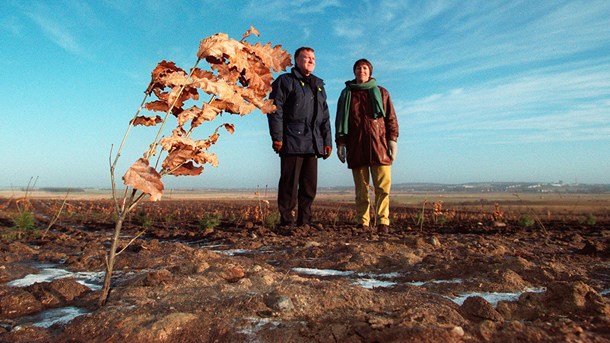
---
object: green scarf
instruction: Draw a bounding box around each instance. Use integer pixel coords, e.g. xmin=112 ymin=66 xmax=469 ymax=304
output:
xmin=336 ymin=78 xmax=385 ymax=137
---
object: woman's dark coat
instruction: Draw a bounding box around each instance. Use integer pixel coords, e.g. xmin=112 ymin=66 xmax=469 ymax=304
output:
xmin=335 ymin=85 xmax=399 ymax=169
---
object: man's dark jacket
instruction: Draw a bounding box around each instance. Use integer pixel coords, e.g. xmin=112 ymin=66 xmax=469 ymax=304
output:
xmin=268 ymin=67 xmax=332 ymax=156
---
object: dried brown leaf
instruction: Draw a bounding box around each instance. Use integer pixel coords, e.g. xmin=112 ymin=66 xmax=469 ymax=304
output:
xmin=162 ymin=149 xmax=192 ymax=172
xmin=253 ymin=98 xmax=276 ymax=114
xmin=194 ymin=139 xmax=212 ymax=150
xmin=147 ymin=61 xmax=186 ymax=94
xmin=208 ymin=132 xmax=220 ymax=145
xmin=159 ymin=135 xmax=195 ymax=152
xmin=176 ymin=106 xmax=202 ymax=127
xmin=241 ymin=25 xmax=260 ymax=41
xmin=210 ymin=98 xmax=255 ymax=116
xmin=236 ymin=87 xmax=276 ymax=114
xmin=197 ymin=33 xmax=241 ymax=61
xmin=191 ymin=103 xmax=222 ymax=129
xmin=144 ymin=100 xmax=170 ymax=113
xmin=131 ymin=115 xmax=162 ymax=127
xmin=223 ymin=123 xmax=235 ymax=134
xmin=211 ymin=63 xmax=241 ymax=84
xmin=192 ymin=75 xmax=236 ymax=99
xmin=161 ymin=146 xmax=218 ymax=176
xmin=193 ymin=151 xmax=219 ymax=167
xmin=163 ymin=72 xmax=191 ymax=87
xmin=122 ymin=158 xmax=164 ymax=201
xmin=242 ymin=61 xmax=274 ymax=95
xmin=228 ymin=50 xmax=251 ymax=75
xmin=172 ymin=127 xmax=187 ymax=137
xmin=244 ymin=42 xmax=292 ymax=72
xmin=170 ymin=161 xmax=203 ymax=176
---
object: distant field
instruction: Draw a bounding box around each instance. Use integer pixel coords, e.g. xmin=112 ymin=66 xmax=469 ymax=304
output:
xmin=2 ymin=188 xmax=610 ymax=201
xmin=3 ymin=188 xmax=609 ymax=216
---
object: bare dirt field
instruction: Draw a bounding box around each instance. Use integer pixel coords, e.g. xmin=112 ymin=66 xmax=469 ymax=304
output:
xmin=0 ymin=190 xmax=609 ymax=342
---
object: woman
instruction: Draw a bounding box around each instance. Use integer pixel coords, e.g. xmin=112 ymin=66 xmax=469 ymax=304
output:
xmin=335 ymin=59 xmax=399 ymax=233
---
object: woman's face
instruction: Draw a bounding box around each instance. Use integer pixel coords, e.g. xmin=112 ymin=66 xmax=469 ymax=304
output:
xmin=354 ymin=63 xmax=371 ymax=83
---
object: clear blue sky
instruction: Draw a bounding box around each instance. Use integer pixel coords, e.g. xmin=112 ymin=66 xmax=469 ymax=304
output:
xmin=2 ymin=0 xmax=609 ymax=189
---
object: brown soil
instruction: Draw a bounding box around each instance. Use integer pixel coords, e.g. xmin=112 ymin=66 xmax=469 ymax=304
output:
xmin=0 ymin=196 xmax=609 ymax=342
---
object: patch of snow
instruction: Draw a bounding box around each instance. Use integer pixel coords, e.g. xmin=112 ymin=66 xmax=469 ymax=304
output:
xmin=212 ymin=249 xmax=252 ymax=256
xmin=15 ymin=306 xmax=89 ymax=329
xmin=450 ymin=287 xmax=546 ymax=306
xmin=354 ymin=278 xmax=397 ymax=289
xmin=7 ymin=268 xmax=104 ymax=291
xmin=408 ymin=278 xmax=463 ymax=286
xmin=292 ymin=268 xmax=354 ymax=277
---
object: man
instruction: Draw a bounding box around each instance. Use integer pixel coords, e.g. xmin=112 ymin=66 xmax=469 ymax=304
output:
xmin=335 ymin=58 xmax=399 ymax=233
xmin=268 ymin=47 xmax=332 ymax=228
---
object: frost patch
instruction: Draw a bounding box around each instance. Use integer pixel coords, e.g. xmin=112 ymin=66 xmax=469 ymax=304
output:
xmin=355 ymin=278 xmax=397 ymax=289
xmin=408 ymin=278 xmax=464 ymax=287
xmin=238 ymin=317 xmax=282 ymax=337
xmin=450 ymin=287 xmax=546 ymax=306
xmin=212 ymin=249 xmax=252 ymax=256
xmin=15 ymin=306 xmax=89 ymax=329
xmin=292 ymin=268 xmax=355 ymax=277
xmin=7 ymin=267 xmax=103 ymax=291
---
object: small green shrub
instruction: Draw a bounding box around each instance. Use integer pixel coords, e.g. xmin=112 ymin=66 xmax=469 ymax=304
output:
xmin=1 ymin=229 xmax=21 ymax=241
xmin=518 ymin=214 xmax=535 ymax=228
xmin=227 ymin=213 xmax=238 ymax=224
xmin=135 ymin=210 xmax=153 ymax=229
xmin=579 ymin=213 xmax=597 ymax=226
xmin=3 ymin=211 xmax=39 ymax=241
xmin=433 ymin=214 xmax=447 ymax=225
xmin=265 ymin=212 xmax=280 ymax=229
xmin=13 ymin=211 xmax=36 ymax=232
xmin=198 ymin=213 xmax=222 ymax=230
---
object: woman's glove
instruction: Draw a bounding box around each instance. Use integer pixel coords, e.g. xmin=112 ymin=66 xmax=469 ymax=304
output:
xmin=337 ymin=144 xmax=346 ymax=163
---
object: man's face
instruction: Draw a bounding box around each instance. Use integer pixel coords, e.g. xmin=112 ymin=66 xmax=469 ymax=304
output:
xmin=354 ymin=63 xmax=371 ymax=83
xmin=296 ymin=50 xmax=315 ymax=76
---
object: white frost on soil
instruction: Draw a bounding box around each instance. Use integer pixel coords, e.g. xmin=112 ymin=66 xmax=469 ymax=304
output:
xmin=7 ymin=267 xmax=103 ymax=291
xmin=408 ymin=278 xmax=464 ymax=286
xmin=15 ymin=306 xmax=89 ymax=329
xmin=212 ymin=249 xmax=252 ymax=256
xmin=354 ymin=278 xmax=397 ymax=289
xmin=450 ymin=287 xmax=546 ymax=306
xmin=291 ymin=268 xmax=354 ymax=277
xmin=292 ymin=268 xmax=399 ymax=289
xmin=238 ymin=317 xmax=282 ymax=340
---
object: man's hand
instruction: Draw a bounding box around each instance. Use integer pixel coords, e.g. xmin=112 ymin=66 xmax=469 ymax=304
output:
xmin=337 ymin=144 xmax=346 ymax=163
xmin=272 ymin=141 xmax=283 ymax=153
xmin=388 ymin=140 xmax=398 ymax=161
xmin=323 ymin=145 xmax=332 ymax=159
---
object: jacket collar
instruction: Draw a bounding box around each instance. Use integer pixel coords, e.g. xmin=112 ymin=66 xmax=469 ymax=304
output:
xmin=292 ymin=67 xmax=323 ymax=85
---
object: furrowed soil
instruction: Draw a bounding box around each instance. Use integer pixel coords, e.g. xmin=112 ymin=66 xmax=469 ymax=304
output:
xmin=0 ymin=192 xmax=609 ymax=342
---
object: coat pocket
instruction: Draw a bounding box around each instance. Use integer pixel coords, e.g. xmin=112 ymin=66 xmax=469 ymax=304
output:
xmin=284 ymin=122 xmax=311 ymax=153
xmin=286 ymin=122 xmax=305 ymax=136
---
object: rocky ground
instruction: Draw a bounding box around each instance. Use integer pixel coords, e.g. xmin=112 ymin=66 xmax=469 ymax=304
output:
xmin=0 ymin=198 xmax=609 ymax=342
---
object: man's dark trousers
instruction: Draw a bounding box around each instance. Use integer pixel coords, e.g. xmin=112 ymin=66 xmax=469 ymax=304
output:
xmin=278 ymin=154 xmax=317 ymax=226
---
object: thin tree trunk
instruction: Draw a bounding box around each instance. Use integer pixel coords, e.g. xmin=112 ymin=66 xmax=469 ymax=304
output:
xmin=99 ymin=215 xmax=124 ymax=306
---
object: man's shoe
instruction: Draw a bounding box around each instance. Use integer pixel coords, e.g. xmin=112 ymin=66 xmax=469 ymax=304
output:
xmin=276 ymin=223 xmax=294 ymax=236
xmin=356 ymin=224 xmax=370 ymax=231
xmin=377 ymin=224 xmax=389 ymax=234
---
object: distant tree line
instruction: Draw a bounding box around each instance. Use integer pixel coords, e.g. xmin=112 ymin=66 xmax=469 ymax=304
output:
xmin=32 ymin=188 xmax=86 ymax=193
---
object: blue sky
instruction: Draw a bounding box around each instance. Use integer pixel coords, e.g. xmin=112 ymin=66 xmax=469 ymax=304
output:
xmin=1 ymin=0 xmax=609 ymax=189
